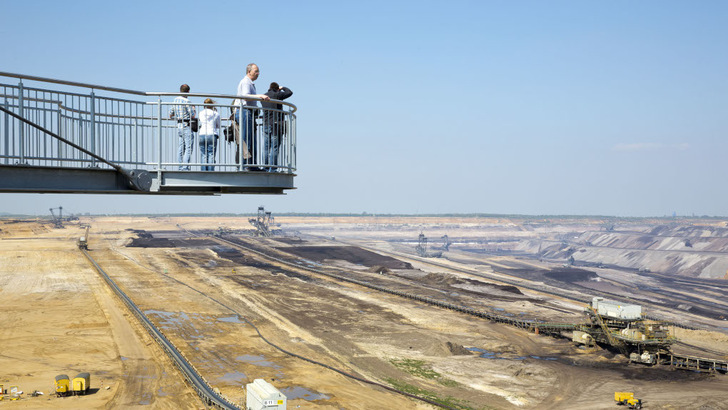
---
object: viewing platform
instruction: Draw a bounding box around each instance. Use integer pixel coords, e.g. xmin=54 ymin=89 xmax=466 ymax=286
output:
xmin=0 ymin=72 xmax=297 ymax=195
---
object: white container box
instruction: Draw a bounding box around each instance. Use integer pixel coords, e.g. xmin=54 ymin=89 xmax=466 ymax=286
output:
xmin=591 ymin=297 xmax=641 ymax=320
xmin=246 ymin=379 xmax=286 ymax=410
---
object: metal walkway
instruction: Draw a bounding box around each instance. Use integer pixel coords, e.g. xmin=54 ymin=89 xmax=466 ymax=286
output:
xmin=0 ymin=72 xmax=297 ymax=195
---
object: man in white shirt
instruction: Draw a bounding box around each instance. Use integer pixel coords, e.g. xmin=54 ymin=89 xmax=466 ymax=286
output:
xmin=235 ymin=64 xmax=269 ymax=171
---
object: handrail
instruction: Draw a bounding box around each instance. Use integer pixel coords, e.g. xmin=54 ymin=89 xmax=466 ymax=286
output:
xmin=149 ymin=92 xmax=296 ymax=113
xmin=0 ymin=105 xmax=152 ymax=191
xmin=0 ymin=71 xmax=147 ymax=95
xmin=0 ymin=71 xmax=297 ymax=113
xmin=0 ymin=72 xmax=298 ymax=182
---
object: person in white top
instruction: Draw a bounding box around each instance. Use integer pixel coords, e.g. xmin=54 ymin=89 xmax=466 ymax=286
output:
xmin=198 ymin=98 xmax=221 ymax=171
xmin=234 ymin=63 xmax=269 ymax=171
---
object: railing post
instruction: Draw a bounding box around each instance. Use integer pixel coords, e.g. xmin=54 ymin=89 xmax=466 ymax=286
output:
xmin=90 ymin=90 xmax=96 ymax=167
xmin=289 ymin=114 xmax=296 ymax=173
xmin=3 ymin=98 xmax=8 ymax=165
xmin=286 ymin=112 xmax=292 ymax=173
xmin=237 ymin=101 xmax=243 ymax=171
xmin=57 ymin=95 xmax=62 ymax=167
xmin=158 ymin=96 xmax=163 ymax=170
xmin=18 ymin=80 xmax=24 ymax=163
xmin=134 ymin=118 xmax=139 ymax=166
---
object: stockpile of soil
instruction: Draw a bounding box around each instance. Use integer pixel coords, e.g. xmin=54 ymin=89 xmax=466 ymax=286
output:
xmin=544 ymin=268 xmax=598 ymax=283
xmin=272 ymin=237 xmax=306 ymax=244
xmin=126 ymin=237 xmax=218 ymax=248
xmin=417 ymin=272 xmax=524 ymax=296
xmin=279 ymin=246 xmax=414 ymax=269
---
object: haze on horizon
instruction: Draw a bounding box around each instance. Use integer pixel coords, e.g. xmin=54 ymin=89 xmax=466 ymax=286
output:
xmin=1 ymin=1 xmax=726 ymax=217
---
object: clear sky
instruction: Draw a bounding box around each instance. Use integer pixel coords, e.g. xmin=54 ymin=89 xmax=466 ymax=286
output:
xmin=1 ymin=0 xmax=727 ymax=217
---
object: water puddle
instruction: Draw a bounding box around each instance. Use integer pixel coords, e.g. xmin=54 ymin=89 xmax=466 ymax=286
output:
xmin=143 ymin=310 xmax=213 ymax=338
xmin=218 ymin=315 xmax=245 ymax=324
xmin=144 ymin=310 xmax=189 ymax=327
xmin=467 ymin=347 xmax=509 ymax=359
xmin=467 ymin=347 xmax=557 ymax=361
xmin=280 ymin=386 xmax=330 ymax=401
xmin=527 ymin=356 xmax=558 ymax=361
xmin=138 ymin=391 xmax=153 ymax=405
xmin=218 ymin=371 xmax=247 ymax=384
xmin=236 ymin=354 xmax=282 ymax=369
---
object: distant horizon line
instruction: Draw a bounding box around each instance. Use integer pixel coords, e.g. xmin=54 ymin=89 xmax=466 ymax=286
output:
xmin=1 ymin=212 xmax=725 ymax=220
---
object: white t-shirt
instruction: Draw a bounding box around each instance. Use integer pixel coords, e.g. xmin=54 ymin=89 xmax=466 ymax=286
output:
xmin=198 ymin=108 xmax=220 ymax=136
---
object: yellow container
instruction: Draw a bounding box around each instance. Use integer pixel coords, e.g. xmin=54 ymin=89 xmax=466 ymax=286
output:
xmin=55 ymin=374 xmax=70 ymax=396
xmin=614 ymin=392 xmax=634 ymax=402
xmin=72 ymin=372 xmax=90 ymax=395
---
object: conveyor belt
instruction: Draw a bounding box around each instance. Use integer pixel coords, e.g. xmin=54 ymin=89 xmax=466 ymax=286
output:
xmin=80 ymin=248 xmax=239 ymax=410
xmin=212 ymin=235 xmax=579 ymax=334
xmin=211 ymin=234 xmax=728 ymax=374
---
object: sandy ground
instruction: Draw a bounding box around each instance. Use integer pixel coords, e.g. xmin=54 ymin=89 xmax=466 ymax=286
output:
xmin=1 ymin=216 xmax=727 ymax=409
xmin=0 ymin=219 xmax=198 ymax=409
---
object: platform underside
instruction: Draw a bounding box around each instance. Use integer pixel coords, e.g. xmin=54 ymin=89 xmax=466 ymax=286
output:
xmin=0 ymin=165 xmax=295 ymax=195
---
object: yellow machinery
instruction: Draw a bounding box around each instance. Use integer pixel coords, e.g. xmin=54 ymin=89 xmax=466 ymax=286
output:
xmin=8 ymin=385 xmax=20 ymax=401
xmin=55 ymin=374 xmax=70 ymax=396
xmin=615 ymin=392 xmax=642 ymax=409
xmin=77 ymin=225 xmax=90 ymax=249
xmin=72 ymin=372 xmax=90 ymax=395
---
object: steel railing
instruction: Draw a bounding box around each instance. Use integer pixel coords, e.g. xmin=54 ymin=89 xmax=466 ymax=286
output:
xmin=0 ymin=72 xmax=296 ymax=174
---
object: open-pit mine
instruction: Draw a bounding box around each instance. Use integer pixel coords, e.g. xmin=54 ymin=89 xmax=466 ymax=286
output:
xmin=1 ymin=215 xmax=728 ymax=409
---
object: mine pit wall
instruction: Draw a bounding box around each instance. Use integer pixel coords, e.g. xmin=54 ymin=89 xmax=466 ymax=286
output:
xmin=510 ymin=236 xmax=728 ymax=280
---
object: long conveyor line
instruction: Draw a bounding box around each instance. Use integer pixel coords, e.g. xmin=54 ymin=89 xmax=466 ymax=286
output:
xmin=328 ymin=235 xmax=705 ymax=331
xmin=211 ymin=235 xmax=578 ymax=334
xmin=211 ymin=234 xmax=728 ymax=374
xmin=88 ymin=234 xmax=460 ymax=409
xmin=80 ymin=248 xmax=240 ymax=410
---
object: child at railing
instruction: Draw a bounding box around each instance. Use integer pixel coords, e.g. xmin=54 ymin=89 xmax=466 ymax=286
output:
xmin=198 ymin=98 xmax=220 ymax=171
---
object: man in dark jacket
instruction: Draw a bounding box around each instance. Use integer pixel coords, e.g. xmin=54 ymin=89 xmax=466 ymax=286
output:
xmin=261 ymin=82 xmax=293 ymax=172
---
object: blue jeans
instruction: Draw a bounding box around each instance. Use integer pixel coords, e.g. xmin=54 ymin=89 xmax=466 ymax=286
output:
xmin=263 ymin=125 xmax=280 ymax=172
xmin=198 ymin=134 xmax=217 ymax=171
xmin=177 ymin=124 xmax=193 ymax=170
xmin=235 ymin=108 xmax=256 ymax=168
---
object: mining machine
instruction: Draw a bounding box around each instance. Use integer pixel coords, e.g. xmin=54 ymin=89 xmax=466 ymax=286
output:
xmin=415 ymin=232 xmax=443 ymax=258
xmin=77 ymin=225 xmax=90 ymax=249
xmin=249 ymin=206 xmax=273 ymax=237
xmin=441 ymin=234 xmax=451 ymax=251
xmin=579 ymin=297 xmax=675 ymax=362
xmin=614 ymin=392 xmax=642 ymax=409
xmin=49 ymin=206 xmax=64 ymax=228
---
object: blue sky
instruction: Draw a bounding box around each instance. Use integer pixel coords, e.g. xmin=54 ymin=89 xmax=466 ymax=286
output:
xmin=1 ymin=0 xmax=727 ymax=216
